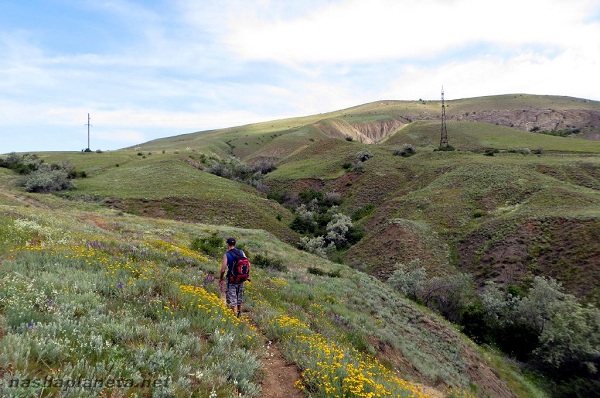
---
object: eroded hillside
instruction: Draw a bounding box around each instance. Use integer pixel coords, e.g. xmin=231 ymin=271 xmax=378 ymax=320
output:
xmin=4 ymin=93 xmax=599 ymax=397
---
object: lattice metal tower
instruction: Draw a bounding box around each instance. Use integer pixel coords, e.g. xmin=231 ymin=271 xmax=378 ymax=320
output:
xmin=439 ymin=87 xmax=449 ymax=148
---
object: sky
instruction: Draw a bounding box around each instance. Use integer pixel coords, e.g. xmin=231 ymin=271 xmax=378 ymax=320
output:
xmin=1 ymin=0 xmax=600 ymax=153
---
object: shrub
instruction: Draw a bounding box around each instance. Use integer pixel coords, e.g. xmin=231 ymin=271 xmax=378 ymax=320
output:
xmin=290 ymin=205 xmax=317 ymax=235
xmin=353 ymin=161 xmax=364 ymax=173
xmin=472 ymin=209 xmax=486 ymax=218
xmin=18 ymin=166 xmax=73 ymax=193
xmin=190 ymin=233 xmax=223 ymax=257
xmin=0 ymin=153 xmax=42 ymax=174
xmin=387 ymin=260 xmax=426 ymax=301
xmin=325 ymin=213 xmax=353 ymax=249
xmin=323 ymin=192 xmax=342 ymax=206
xmin=421 ymin=273 xmax=476 ymax=323
xmin=516 ymin=277 xmax=600 ymax=371
xmin=356 ymin=151 xmax=373 ymax=162
xmin=298 ymin=189 xmax=324 ymax=204
xmin=298 ymin=236 xmax=329 ymax=258
xmin=434 ymin=145 xmax=456 ymax=152
xmin=205 ymin=156 xmax=276 ymax=187
xmin=476 ymin=278 xmax=600 ymax=380
xmin=307 ymin=266 xmax=340 ymax=277
xmin=394 ymin=144 xmax=416 ymax=157
xmin=352 ymin=204 xmax=375 ymax=221
xmin=252 ymin=254 xmax=287 ymax=272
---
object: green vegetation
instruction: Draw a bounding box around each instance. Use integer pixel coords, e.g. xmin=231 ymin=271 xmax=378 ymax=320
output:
xmin=0 ymin=199 xmax=495 ymax=397
xmin=2 ymin=94 xmax=599 ymax=397
xmin=388 ymin=261 xmax=600 ymax=396
xmin=0 ymin=152 xmax=89 ymax=193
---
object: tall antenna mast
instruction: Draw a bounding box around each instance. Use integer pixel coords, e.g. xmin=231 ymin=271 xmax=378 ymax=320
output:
xmin=440 ymin=86 xmax=449 ymax=148
xmin=85 ymin=113 xmax=92 ymax=151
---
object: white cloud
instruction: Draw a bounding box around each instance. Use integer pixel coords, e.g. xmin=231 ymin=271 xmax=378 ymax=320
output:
xmin=384 ymin=44 xmax=600 ymax=101
xmin=224 ymin=0 xmax=600 ymax=64
xmin=95 ymin=130 xmax=145 ymax=143
xmin=2 ymin=0 xmax=600 ymax=153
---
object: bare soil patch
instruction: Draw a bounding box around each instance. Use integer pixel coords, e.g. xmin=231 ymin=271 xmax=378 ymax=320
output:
xmin=258 ymin=340 xmax=305 ymax=398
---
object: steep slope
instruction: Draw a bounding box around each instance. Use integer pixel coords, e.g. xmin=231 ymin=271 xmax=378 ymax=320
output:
xmin=0 ymin=180 xmax=538 ymax=397
xmin=6 ymin=93 xmax=600 ymax=396
xmin=38 ymin=152 xmax=297 ymax=243
xmin=133 ymin=95 xmax=600 ymax=161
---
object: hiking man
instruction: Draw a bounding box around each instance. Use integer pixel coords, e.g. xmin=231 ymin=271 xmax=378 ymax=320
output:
xmin=219 ymin=237 xmax=249 ymax=317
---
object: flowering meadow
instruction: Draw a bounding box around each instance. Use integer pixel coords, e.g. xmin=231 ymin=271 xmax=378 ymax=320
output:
xmin=0 ymin=205 xmax=482 ymax=397
xmin=0 ymin=210 xmax=261 ymax=397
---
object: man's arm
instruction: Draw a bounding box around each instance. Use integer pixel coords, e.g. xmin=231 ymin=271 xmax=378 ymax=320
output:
xmin=220 ymin=253 xmax=228 ymax=281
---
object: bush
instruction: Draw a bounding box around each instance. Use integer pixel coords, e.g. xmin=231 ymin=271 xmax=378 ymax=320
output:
xmin=18 ymin=167 xmax=73 ymax=193
xmin=252 ymin=254 xmax=287 ymax=272
xmin=0 ymin=153 xmax=42 ymax=174
xmin=394 ymin=144 xmax=416 ymax=157
xmin=516 ymin=277 xmax=600 ymax=371
xmin=323 ymin=192 xmax=342 ymax=206
xmin=356 ymin=151 xmax=373 ymax=162
xmin=434 ymin=145 xmax=456 ymax=152
xmin=472 ymin=209 xmax=487 ymax=218
xmin=298 ymin=236 xmax=329 ymax=258
xmin=421 ymin=273 xmax=476 ymax=323
xmin=190 ymin=233 xmax=223 ymax=257
xmin=476 ymin=278 xmax=600 ymax=379
xmin=352 ymin=204 xmax=375 ymax=221
xmin=307 ymin=266 xmax=340 ymax=278
xmin=205 ymin=156 xmax=276 ymax=187
xmin=325 ymin=213 xmax=353 ymax=249
xmin=387 ymin=260 xmax=426 ymax=301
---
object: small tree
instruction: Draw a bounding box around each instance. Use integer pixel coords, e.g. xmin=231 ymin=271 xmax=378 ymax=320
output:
xmin=515 ymin=277 xmax=600 ymax=371
xmin=421 ymin=273 xmax=476 ymax=323
xmin=387 ymin=259 xmax=426 ymax=301
xmin=325 ymin=212 xmax=353 ymax=249
xmin=299 ymin=236 xmax=329 ymax=258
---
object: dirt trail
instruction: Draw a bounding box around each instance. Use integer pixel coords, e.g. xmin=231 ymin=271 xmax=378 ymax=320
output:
xmin=220 ymin=287 xmax=304 ymax=398
xmin=258 ymin=338 xmax=305 ymax=398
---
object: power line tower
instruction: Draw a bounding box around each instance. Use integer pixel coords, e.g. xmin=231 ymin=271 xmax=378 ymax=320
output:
xmin=439 ymin=86 xmax=449 ymax=148
xmin=85 ymin=113 xmax=92 ymax=151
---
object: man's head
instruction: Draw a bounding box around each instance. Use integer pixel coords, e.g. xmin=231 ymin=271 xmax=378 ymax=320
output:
xmin=226 ymin=237 xmax=236 ymax=247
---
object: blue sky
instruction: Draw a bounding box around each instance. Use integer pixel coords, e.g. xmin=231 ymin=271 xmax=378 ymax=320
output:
xmin=1 ymin=0 xmax=600 ymax=153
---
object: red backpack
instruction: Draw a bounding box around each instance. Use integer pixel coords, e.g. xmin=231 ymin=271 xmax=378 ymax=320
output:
xmin=228 ymin=248 xmax=250 ymax=283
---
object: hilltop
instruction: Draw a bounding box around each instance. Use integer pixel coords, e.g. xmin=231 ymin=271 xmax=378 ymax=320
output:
xmin=1 ymin=93 xmax=600 ymax=397
xmin=123 ymin=94 xmax=600 ymax=303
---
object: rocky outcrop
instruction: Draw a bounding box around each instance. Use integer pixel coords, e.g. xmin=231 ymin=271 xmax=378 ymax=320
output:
xmin=450 ymin=109 xmax=600 ymax=134
xmin=314 ymin=107 xmax=600 ymax=143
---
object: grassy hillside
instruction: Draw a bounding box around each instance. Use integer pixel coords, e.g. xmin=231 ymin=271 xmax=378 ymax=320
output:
xmin=2 ymin=93 xmax=599 ymax=397
xmin=35 ymin=152 xmax=297 ymax=243
xmin=0 ymin=181 xmax=545 ymax=397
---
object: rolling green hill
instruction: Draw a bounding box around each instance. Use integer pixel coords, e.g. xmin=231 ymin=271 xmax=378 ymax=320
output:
xmin=2 ymin=94 xmax=600 ymax=397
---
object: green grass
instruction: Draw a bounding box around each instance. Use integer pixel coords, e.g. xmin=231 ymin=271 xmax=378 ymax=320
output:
xmin=0 ymin=183 xmax=541 ymax=397
xmin=387 ymin=121 xmax=600 ymax=153
xmin=2 ymin=94 xmax=599 ymax=397
xmin=66 ymin=157 xmax=243 ymax=199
